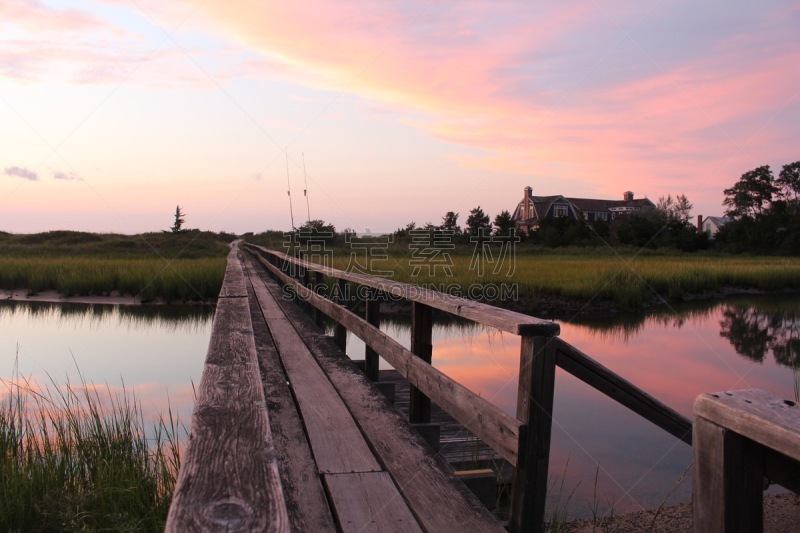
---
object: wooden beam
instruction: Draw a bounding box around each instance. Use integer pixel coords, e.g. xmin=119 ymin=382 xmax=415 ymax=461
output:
xmin=244 ymin=244 xmax=559 ymax=337
xmin=510 ymin=335 xmax=557 ymax=533
xmin=365 ymin=289 xmax=380 ymax=382
xmin=410 ymin=301 xmax=433 ymax=424
xmin=166 ymin=245 xmax=289 ymax=532
xmin=692 ymin=417 xmax=764 ymax=532
xmin=324 ymin=472 xmax=423 ymax=532
xmin=555 ymin=338 xmax=692 ymax=445
xmin=255 ymin=252 xmax=521 ymax=464
xmin=333 ymin=278 xmax=347 ymax=351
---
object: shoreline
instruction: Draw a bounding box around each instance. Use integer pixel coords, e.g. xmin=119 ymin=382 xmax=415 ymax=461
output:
xmin=0 ymin=289 xmax=213 ymax=306
xmin=558 ymin=493 xmax=800 ymax=532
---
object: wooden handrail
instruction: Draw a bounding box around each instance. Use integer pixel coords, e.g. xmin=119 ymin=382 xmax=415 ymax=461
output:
xmin=244 ymin=244 xmax=560 ymax=337
xmin=555 ymin=339 xmax=693 ymax=445
xmin=244 ymin=243 xmax=700 ymax=533
xmin=252 ymin=250 xmax=522 ymax=464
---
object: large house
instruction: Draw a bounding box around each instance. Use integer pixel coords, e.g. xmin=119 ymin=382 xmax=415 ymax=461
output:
xmin=512 ymin=186 xmax=656 ymax=232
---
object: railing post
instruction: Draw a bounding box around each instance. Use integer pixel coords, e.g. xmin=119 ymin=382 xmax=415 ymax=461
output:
xmin=333 ymin=278 xmax=347 ymax=351
xmin=410 ymin=302 xmax=433 ymax=423
xmin=364 ymin=288 xmax=380 ymax=382
xmin=313 ymin=271 xmax=324 ymax=327
xmin=510 ymin=333 xmax=558 ymax=533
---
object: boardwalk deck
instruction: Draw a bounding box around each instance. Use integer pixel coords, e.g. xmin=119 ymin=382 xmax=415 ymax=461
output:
xmin=240 ymin=248 xmax=504 ymax=532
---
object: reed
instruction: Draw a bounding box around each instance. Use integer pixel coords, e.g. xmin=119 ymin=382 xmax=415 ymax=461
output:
xmin=0 ymin=372 xmax=181 ymax=532
xmin=0 ymin=257 xmax=226 ymax=302
xmin=319 ymin=248 xmax=800 ymax=309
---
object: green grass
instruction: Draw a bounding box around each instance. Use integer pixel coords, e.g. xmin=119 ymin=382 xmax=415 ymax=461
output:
xmin=0 ymin=372 xmax=181 ymax=532
xmin=264 ymin=240 xmax=800 ymax=309
xmin=0 ymin=231 xmax=231 ymax=302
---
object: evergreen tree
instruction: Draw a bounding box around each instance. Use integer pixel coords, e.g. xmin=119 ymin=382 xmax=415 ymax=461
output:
xmin=171 ymin=205 xmax=186 ymax=233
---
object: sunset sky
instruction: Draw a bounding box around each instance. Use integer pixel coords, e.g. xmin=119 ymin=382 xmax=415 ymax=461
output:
xmin=1 ymin=1 xmax=798 ymax=234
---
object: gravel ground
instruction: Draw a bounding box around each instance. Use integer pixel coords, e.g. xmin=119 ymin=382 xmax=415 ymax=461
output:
xmin=556 ymin=493 xmax=800 ymax=532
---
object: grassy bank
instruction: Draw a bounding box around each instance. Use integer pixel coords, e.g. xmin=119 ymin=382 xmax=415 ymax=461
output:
xmin=0 ymin=231 xmax=230 ymax=302
xmin=0 ymin=375 xmax=180 ymax=531
xmin=245 ymin=235 xmax=800 ymax=309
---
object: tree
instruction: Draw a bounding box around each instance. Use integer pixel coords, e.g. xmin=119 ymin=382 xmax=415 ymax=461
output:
xmin=465 ymin=206 xmax=491 ymax=236
xmin=722 ymin=165 xmax=778 ymax=219
xmin=656 ymin=193 xmax=693 ymax=224
xmin=493 ymin=210 xmax=516 ymax=238
xmin=440 ymin=211 xmax=461 ymax=234
xmin=171 ymin=205 xmax=186 ymax=233
xmin=777 ymin=161 xmax=800 ymax=205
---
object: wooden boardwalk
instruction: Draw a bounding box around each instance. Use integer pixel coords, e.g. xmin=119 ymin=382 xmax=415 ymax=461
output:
xmin=166 ymin=241 xmax=800 ymax=533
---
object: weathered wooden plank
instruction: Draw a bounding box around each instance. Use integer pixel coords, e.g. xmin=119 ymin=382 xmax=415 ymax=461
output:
xmin=242 ymin=264 xmax=336 ymax=532
xmin=410 ymin=301 xmax=433 ymax=423
xmin=694 ymin=389 xmax=800 ymax=462
xmin=365 ymin=290 xmax=380 ymax=381
xmin=217 ymin=244 xmax=248 ymax=298
xmin=166 ymin=296 xmax=289 ymax=532
xmin=244 ymin=244 xmax=559 ymax=336
xmin=254 ymin=252 xmax=521 ymax=464
xmin=555 ymin=338 xmax=693 ymax=445
xmin=247 ymin=267 xmax=381 ymax=475
xmin=510 ymin=335 xmax=557 ymax=533
xmin=247 ymin=265 xmax=505 ymax=533
xmin=692 ymin=416 xmax=764 ymax=532
xmin=324 ymin=472 xmax=423 ymax=533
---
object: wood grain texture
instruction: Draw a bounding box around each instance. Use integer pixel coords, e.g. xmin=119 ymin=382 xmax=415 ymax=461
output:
xmin=242 ymin=262 xmax=337 ymax=532
xmin=217 ymin=243 xmax=248 ymax=298
xmin=692 ymin=417 xmax=764 ymax=533
xmin=166 ymin=264 xmax=289 ymax=532
xmin=254 ymin=251 xmax=521 ymax=464
xmin=556 ymin=338 xmax=693 ymax=445
xmin=247 ymin=263 xmax=505 ymax=532
xmin=247 ymin=267 xmax=381 ymax=475
xmin=410 ymin=301 xmax=433 ymax=424
xmin=324 ymin=472 xmax=423 ymax=533
xmin=510 ymin=335 xmax=557 ymax=533
xmin=244 ymin=244 xmax=559 ymax=336
xmin=694 ymin=389 xmax=800 ymax=461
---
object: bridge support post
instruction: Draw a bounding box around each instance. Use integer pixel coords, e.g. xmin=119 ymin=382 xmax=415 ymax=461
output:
xmin=365 ymin=289 xmax=380 ymax=381
xmin=410 ymin=302 xmax=433 ymax=424
xmin=510 ymin=333 xmax=557 ymax=533
xmin=333 ymin=278 xmax=347 ymax=351
xmin=313 ymin=272 xmax=324 ymax=327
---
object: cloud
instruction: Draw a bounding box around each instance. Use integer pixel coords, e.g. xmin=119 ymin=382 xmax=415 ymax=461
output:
xmin=53 ymin=171 xmax=82 ymax=181
xmin=188 ymin=1 xmax=800 ymax=208
xmin=4 ymin=166 xmax=39 ymax=181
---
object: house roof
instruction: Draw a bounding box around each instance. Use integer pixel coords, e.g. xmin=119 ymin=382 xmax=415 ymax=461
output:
xmin=704 ymin=216 xmax=732 ymax=227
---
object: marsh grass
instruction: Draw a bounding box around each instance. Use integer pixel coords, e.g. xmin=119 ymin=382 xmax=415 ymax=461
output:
xmin=0 ymin=231 xmax=230 ymax=302
xmin=0 ymin=370 xmax=181 ymax=531
xmin=0 ymin=257 xmax=226 ymax=302
xmin=308 ymin=244 xmax=800 ymax=309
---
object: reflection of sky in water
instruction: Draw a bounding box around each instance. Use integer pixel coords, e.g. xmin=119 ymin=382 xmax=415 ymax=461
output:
xmin=340 ymin=296 xmax=800 ymax=518
xmin=0 ymin=302 xmax=213 ymax=431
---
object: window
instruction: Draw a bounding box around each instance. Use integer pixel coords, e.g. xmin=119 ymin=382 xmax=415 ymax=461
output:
xmin=595 ymin=212 xmax=607 ymax=221
xmin=554 ymin=205 xmax=568 ymax=217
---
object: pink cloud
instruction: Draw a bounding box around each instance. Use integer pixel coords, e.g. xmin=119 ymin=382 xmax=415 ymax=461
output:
xmin=190 ymin=1 xmax=799 ymax=212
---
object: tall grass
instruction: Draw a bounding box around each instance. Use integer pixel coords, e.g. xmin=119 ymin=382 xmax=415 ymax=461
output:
xmin=312 ymin=246 xmax=800 ymax=309
xmin=0 ymin=372 xmax=181 ymax=531
xmin=0 ymin=257 xmax=226 ymax=302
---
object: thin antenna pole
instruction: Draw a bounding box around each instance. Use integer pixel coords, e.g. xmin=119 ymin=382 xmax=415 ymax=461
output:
xmin=303 ymin=152 xmax=311 ymax=223
xmin=286 ymin=150 xmax=295 ymax=230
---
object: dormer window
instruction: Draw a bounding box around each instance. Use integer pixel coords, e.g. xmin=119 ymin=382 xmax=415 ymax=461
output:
xmin=554 ymin=205 xmax=568 ymax=217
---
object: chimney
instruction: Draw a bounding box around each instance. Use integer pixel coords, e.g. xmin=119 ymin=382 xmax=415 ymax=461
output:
xmin=697 ymin=214 xmax=703 ymax=234
xmin=623 ymin=191 xmax=634 ymax=202
xmin=523 ymin=186 xmax=532 ymax=219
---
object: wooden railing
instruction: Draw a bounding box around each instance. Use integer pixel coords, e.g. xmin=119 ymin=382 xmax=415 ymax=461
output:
xmin=244 ymin=244 xmax=693 ymax=532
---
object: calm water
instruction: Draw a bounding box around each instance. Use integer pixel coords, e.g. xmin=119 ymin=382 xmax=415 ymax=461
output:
xmin=343 ymin=295 xmax=800 ymax=518
xmin=0 ymin=301 xmax=214 ymax=430
xmin=2 ymin=296 xmax=797 ymax=519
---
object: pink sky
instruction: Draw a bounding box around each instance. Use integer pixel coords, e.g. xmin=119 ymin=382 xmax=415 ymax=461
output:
xmin=1 ymin=1 xmax=798 ymax=234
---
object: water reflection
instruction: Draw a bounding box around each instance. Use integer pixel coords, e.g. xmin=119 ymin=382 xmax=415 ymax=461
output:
xmin=0 ymin=301 xmax=213 ymax=433
xmin=340 ymin=295 xmax=800 ymax=518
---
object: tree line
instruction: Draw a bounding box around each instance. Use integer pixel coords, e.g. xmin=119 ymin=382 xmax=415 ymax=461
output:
xmin=276 ymin=159 xmax=800 ymax=254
